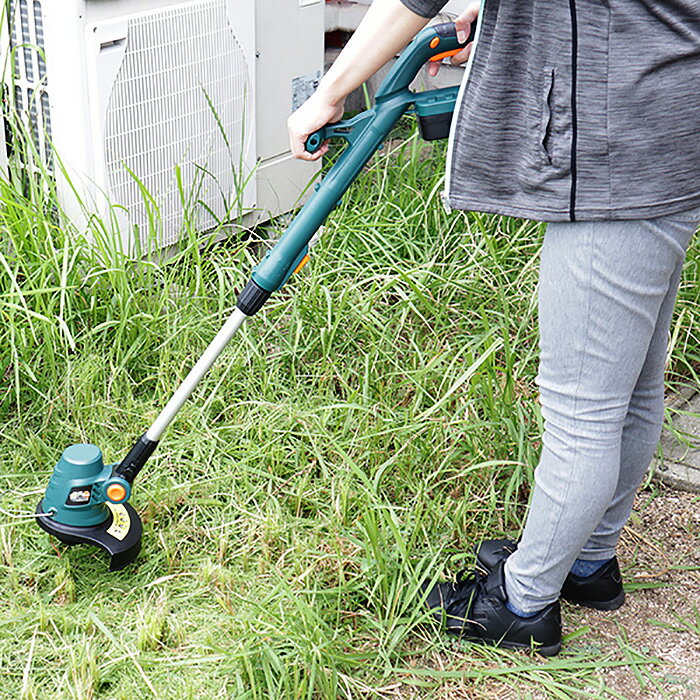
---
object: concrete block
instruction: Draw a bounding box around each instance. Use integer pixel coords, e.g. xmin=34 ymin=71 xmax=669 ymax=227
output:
xmin=653 ymin=389 xmax=700 ymax=493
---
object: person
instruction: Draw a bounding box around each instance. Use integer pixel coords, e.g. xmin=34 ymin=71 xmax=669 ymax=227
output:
xmin=288 ymin=0 xmax=700 ymax=656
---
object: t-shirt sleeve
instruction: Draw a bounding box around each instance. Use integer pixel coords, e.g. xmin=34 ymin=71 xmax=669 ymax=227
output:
xmin=398 ymin=0 xmax=450 ymax=19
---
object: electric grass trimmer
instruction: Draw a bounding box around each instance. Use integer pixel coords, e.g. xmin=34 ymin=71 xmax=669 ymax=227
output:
xmin=36 ymin=22 xmax=473 ymax=570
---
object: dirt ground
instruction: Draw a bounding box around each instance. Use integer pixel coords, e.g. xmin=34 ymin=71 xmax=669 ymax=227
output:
xmin=572 ymin=487 xmax=700 ymax=698
xmin=413 ymin=487 xmax=700 ymax=699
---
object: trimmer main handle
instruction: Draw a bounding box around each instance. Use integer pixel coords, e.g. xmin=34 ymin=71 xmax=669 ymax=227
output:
xmin=374 ymin=21 xmax=474 ymax=99
xmin=305 ymin=21 xmax=474 ymax=154
xmin=237 ymin=21 xmax=475 ymax=314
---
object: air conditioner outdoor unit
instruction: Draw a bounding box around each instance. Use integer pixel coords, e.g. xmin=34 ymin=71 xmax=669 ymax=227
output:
xmin=0 ymin=0 xmax=324 ymax=251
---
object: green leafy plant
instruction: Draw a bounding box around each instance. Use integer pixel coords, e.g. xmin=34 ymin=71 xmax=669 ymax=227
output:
xmin=1 ymin=117 xmax=698 ymax=697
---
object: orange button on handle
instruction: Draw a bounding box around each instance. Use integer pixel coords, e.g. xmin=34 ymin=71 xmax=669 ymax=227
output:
xmin=106 ymin=484 xmax=127 ymax=502
xmin=429 ymin=36 xmax=440 ymax=49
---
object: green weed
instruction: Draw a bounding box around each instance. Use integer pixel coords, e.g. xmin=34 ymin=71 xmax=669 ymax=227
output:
xmin=0 ymin=119 xmax=698 ymax=697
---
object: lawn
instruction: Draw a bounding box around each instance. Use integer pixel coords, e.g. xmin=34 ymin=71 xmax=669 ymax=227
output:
xmin=1 ymin=128 xmax=699 ymax=698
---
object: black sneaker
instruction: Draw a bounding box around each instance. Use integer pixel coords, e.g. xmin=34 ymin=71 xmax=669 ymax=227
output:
xmin=422 ymin=560 xmax=562 ymax=656
xmin=475 ymin=538 xmax=626 ymax=611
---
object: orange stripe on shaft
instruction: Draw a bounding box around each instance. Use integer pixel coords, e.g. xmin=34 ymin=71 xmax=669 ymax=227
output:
xmin=429 ymin=48 xmax=463 ymax=62
xmin=293 ymin=254 xmax=310 ymax=274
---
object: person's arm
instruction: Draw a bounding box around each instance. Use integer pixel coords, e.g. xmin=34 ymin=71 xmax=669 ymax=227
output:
xmin=288 ymin=0 xmax=430 ymax=161
xmin=288 ymin=0 xmax=479 ymax=161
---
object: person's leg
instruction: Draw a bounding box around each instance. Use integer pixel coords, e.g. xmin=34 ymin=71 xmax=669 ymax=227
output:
xmin=503 ymin=213 xmax=696 ymax=614
xmin=573 ymin=256 xmax=683 ymax=563
xmin=577 ymin=211 xmax=699 ymax=563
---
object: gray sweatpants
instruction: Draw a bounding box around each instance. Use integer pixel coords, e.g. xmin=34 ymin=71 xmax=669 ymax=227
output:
xmin=504 ymin=208 xmax=700 ymax=613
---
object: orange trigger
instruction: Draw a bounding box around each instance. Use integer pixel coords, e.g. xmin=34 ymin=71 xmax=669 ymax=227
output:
xmin=429 ymin=48 xmax=462 ymax=62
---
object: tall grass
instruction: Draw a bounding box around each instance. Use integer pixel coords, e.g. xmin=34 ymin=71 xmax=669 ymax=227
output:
xmin=1 ymin=119 xmax=699 ymax=698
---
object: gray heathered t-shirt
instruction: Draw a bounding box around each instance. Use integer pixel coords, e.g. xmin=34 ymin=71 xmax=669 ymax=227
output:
xmin=400 ymin=0 xmax=700 ymax=222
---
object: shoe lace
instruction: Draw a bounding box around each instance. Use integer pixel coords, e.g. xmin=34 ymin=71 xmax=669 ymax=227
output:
xmin=449 ymin=567 xmax=490 ymax=609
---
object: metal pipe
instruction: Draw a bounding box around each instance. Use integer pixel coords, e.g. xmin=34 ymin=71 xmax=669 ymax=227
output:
xmin=145 ymin=307 xmax=248 ymax=442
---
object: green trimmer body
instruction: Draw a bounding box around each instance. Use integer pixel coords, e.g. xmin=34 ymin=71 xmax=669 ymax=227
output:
xmin=35 ymin=22 xmax=474 ymax=570
xmin=37 ymin=445 xmax=141 ymax=570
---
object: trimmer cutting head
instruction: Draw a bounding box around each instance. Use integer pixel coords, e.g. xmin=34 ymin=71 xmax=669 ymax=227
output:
xmin=37 ymin=444 xmax=142 ymax=570
xmin=36 ymin=500 xmax=142 ymax=571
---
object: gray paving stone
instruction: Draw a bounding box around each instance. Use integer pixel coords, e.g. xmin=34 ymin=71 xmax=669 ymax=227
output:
xmin=653 ymin=390 xmax=700 ymax=493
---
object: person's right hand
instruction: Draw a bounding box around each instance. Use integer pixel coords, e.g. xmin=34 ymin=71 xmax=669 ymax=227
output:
xmin=428 ymin=2 xmax=480 ymax=77
xmin=288 ymin=90 xmax=346 ymax=161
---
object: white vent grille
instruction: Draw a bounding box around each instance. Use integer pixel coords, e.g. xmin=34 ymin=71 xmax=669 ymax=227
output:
xmin=8 ymin=0 xmax=52 ymax=169
xmin=104 ymin=0 xmax=253 ymax=248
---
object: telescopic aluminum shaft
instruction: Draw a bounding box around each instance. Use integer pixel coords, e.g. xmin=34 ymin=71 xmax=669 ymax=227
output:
xmin=113 ymin=21 xmax=472 ymax=486
xmin=146 ymin=308 xmax=248 ymax=442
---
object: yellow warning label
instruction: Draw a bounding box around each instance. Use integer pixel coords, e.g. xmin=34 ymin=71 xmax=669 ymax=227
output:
xmin=106 ymin=502 xmax=131 ymax=541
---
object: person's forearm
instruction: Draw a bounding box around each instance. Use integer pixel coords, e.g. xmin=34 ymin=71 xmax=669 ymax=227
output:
xmin=318 ymin=0 xmax=430 ymax=106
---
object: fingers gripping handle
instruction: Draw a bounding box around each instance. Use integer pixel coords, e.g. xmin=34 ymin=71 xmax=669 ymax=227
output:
xmin=305 ymin=22 xmax=474 ymax=154
xmin=374 ymin=21 xmax=474 ymax=99
xmin=305 ymin=130 xmax=325 ymax=155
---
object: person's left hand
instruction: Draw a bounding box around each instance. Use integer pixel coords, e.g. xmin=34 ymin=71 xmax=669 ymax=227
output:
xmin=428 ymin=2 xmax=480 ymax=77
